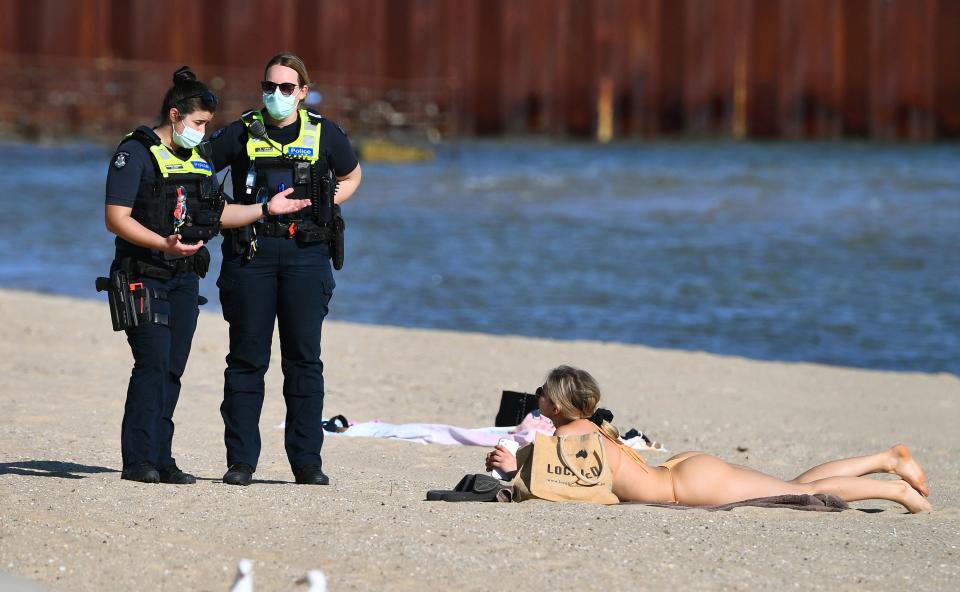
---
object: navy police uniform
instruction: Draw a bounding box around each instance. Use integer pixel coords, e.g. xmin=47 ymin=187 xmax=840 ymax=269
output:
xmin=104 ymin=126 xmax=220 ymax=480
xmin=208 ymin=108 xmax=357 ymax=480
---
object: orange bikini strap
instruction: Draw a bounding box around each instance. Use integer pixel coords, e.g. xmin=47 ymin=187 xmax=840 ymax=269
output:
xmin=596 ymin=427 xmax=649 ymax=473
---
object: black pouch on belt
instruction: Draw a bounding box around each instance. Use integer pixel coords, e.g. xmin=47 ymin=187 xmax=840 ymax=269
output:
xmin=229 ymin=225 xmax=255 ymax=256
xmin=192 ymin=245 xmax=211 ymax=278
xmin=96 ymin=268 xmax=137 ymax=331
xmin=95 ymin=269 xmax=169 ymax=331
xmin=331 ymin=205 xmax=345 ymax=271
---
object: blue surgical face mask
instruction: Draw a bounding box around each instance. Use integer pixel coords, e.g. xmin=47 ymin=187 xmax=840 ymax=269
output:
xmin=263 ymin=88 xmax=297 ymax=120
xmin=172 ymin=118 xmax=204 ymax=149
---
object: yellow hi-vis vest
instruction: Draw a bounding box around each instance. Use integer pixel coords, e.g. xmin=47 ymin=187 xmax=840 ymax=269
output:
xmin=147 ymin=143 xmax=214 ymax=178
xmin=123 ymin=127 xmax=219 ymax=241
xmin=242 ymin=108 xmax=323 ymax=162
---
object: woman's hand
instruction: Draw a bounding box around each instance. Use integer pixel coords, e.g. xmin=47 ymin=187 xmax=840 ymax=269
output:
xmin=162 ymin=235 xmax=204 ymax=257
xmin=485 ymin=445 xmax=518 ymax=474
xmin=218 ymin=189 xmax=311 ymax=229
xmin=267 ymin=187 xmax=311 ymax=215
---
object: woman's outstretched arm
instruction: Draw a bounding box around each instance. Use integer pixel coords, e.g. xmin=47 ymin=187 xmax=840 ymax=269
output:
xmin=219 ymin=188 xmax=310 ymax=228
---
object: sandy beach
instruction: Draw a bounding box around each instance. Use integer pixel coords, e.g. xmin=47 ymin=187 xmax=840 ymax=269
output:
xmin=1 ymin=288 xmax=958 ymax=591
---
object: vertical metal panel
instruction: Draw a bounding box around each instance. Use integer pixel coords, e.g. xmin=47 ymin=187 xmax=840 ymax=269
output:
xmin=473 ymin=0 xmax=503 ymax=133
xmin=535 ymin=0 xmax=561 ymax=134
xmin=14 ymin=0 xmax=44 ymax=54
xmin=385 ymin=0 xmax=412 ymax=80
xmin=779 ymin=0 xmax=843 ymax=138
xmin=219 ymin=0 xmax=268 ymax=68
xmin=684 ymin=0 xmax=737 ymax=135
xmin=616 ymin=0 xmax=658 ymax=136
xmin=0 ymin=0 xmax=21 ymax=53
xmin=840 ymin=0 xmax=871 ymax=136
xmin=500 ymin=0 xmax=530 ymax=133
xmin=656 ymin=0 xmax=685 ymax=133
xmin=77 ymin=0 xmax=111 ymax=59
xmin=129 ymin=3 xmax=174 ymax=62
xmin=936 ymin=0 xmax=960 ymax=136
xmin=408 ymin=0 xmax=441 ymax=80
xmin=746 ymin=0 xmax=779 ymax=137
xmin=560 ymin=0 xmax=596 ymax=136
xmin=309 ymin=0 xmax=371 ymax=84
xmin=872 ymin=0 xmax=937 ymax=139
xmin=594 ymin=0 xmax=620 ymax=140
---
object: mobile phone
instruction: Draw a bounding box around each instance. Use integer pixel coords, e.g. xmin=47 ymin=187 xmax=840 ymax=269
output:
xmin=491 ymin=438 xmax=521 ymax=480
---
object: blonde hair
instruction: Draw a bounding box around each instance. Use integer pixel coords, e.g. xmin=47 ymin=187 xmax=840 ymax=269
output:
xmin=264 ymin=52 xmax=311 ymax=87
xmin=542 ymin=365 xmax=620 ymax=440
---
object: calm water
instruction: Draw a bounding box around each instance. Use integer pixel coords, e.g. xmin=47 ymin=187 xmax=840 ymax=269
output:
xmin=1 ymin=140 xmax=957 ymax=374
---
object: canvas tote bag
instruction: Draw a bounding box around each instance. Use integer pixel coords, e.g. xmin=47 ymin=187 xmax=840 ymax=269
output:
xmin=511 ymin=432 xmax=619 ymax=504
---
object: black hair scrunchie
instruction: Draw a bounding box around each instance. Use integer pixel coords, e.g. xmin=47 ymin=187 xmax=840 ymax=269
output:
xmin=589 ymin=408 xmax=614 ymax=427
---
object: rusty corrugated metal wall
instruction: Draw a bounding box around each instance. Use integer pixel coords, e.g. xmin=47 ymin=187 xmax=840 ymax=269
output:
xmin=0 ymin=0 xmax=957 ymax=140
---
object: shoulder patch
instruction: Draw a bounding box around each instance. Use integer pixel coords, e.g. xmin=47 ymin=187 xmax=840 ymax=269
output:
xmin=113 ymin=151 xmax=130 ymax=169
xmin=211 ymin=127 xmax=225 ymax=139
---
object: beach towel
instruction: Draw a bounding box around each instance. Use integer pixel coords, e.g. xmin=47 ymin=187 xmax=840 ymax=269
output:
xmin=314 ymin=414 xmax=666 ymax=452
xmin=279 ymin=412 xmax=667 ymax=452
xmin=640 ymin=493 xmax=849 ymax=512
xmin=321 ymin=411 xmax=557 ymax=446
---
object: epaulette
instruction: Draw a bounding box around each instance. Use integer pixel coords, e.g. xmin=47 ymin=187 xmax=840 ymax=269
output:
xmin=125 ymin=126 xmax=161 ymax=148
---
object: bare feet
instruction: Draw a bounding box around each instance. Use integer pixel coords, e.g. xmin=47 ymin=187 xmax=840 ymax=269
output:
xmin=889 ymin=444 xmax=929 ymax=497
xmin=897 ymin=480 xmax=933 ymax=513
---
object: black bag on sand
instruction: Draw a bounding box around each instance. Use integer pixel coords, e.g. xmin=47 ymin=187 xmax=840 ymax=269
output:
xmin=425 ymin=474 xmax=510 ymax=502
xmin=494 ymin=390 xmax=539 ymax=427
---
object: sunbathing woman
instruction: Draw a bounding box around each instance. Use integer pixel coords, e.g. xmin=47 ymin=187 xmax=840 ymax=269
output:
xmin=485 ymin=366 xmax=932 ymax=513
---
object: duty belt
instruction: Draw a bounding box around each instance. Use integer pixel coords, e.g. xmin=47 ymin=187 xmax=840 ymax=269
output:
xmin=257 ymin=220 xmax=335 ymax=241
xmin=118 ymin=254 xmax=207 ymax=280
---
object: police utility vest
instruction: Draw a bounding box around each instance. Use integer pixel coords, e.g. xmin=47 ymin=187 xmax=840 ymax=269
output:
xmin=237 ymin=108 xmax=337 ymax=232
xmin=124 ymin=126 xmax=224 ymax=246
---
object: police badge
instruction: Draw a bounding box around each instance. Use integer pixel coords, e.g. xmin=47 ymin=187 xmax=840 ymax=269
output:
xmin=113 ymin=151 xmax=130 ymax=169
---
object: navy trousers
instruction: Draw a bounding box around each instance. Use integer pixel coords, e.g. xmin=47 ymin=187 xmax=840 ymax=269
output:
xmin=218 ymin=237 xmax=335 ymax=472
xmin=120 ymin=271 xmax=199 ymax=469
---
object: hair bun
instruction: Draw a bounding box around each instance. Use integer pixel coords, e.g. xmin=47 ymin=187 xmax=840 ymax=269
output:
xmin=172 ymin=66 xmax=197 ymax=86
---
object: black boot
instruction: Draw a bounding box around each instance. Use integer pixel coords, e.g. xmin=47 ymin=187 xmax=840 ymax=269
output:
xmin=159 ymin=464 xmax=197 ymax=484
xmin=121 ymin=461 xmax=160 ymax=484
xmin=223 ymin=463 xmax=254 ymax=486
xmin=294 ymin=464 xmax=330 ymax=485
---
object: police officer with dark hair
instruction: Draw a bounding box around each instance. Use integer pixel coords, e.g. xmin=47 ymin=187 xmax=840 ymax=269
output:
xmin=208 ymin=52 xmax=361 ymax=486
xmin=103 ymin=66 xmax=309 ymax=484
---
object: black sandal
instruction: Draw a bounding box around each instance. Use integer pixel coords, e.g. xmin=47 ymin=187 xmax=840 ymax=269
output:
xmin=321 ymin=414 xmax=350 ymax=433
xmin=426 ymin=474 xmax=505 ymax=502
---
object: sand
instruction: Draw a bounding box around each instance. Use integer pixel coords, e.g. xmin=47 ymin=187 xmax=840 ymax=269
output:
xmin=1 ymin=288 xmax=958 ymax=591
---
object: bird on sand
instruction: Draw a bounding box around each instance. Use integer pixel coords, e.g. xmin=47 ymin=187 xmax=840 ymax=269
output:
xmin=296 ymin=569 xmax=327 ymax=591
xmin=228 ymin=559 xmax=253 ymax=592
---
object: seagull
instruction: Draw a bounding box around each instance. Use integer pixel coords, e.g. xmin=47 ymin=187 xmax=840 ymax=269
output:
xmin=228 ymin=559 xmax=254 ymax=592
xmin=296 ymin=569 xmax=327 ymax=592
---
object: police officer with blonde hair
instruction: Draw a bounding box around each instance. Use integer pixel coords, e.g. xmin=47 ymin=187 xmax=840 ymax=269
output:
xmin=208 ymin=52 xmax=362 ymax=486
